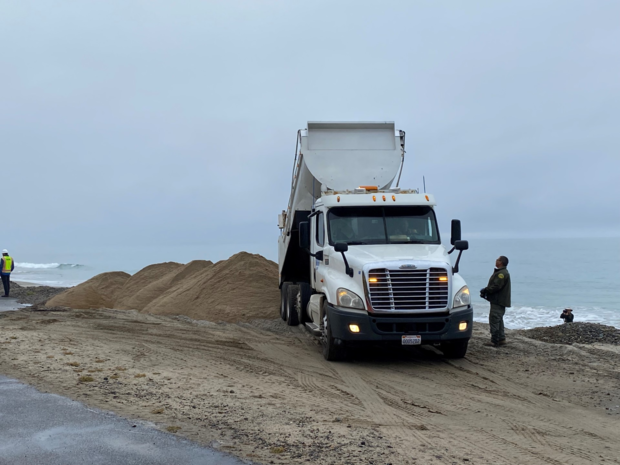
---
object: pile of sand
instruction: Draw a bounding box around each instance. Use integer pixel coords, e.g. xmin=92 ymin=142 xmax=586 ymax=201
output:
xmin=115 ymin=260 xmax=212 ymax=311
xmin=143 ymin=252 xmax=279 ymax=322
xmin=44 ymin=253 xmax=279 ymax=322
xmin=46 ymin=272 xmax=130 ymax=309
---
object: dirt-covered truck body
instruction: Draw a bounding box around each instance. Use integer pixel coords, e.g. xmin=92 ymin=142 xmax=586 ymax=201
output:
xmin=278 ymin=122 xmax=472 ymax=360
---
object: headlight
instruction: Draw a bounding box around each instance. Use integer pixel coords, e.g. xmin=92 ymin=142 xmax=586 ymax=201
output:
xmin=337 ymin=288 xmax=365 ymax=309
xmin=453 ymin=286 xmax=470 ymax=308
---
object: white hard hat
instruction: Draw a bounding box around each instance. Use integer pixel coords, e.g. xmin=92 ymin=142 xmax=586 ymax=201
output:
xmin=2 ymin=249 xmax=7 ymax=254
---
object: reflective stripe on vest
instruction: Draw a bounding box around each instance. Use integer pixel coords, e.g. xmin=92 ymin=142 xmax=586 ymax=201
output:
xmin=3 ymin=257 xmax=12 ymax=273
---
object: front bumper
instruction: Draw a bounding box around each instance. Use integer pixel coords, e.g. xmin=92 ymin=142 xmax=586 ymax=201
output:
xmin=326 ymin=304 xmax=473 ymax=343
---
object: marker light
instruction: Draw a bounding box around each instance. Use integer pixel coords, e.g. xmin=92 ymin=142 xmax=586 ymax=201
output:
xmin=369 ymin=277 xmax=378 ymax=283
xmin=337 ymin=196 xmax=340 ymax=202
xmin=392 ymin=195 xmax=396 ymax=201
xmin=439 ymin=276 xmax=448 ymax=282
xmin=372 ymin=195 xmax=376 ymax=202
xmin=459 ymin=321 xmax=468 ymax=331
xmin=359 ymin=185 xmax=378 ymax=190
xmin=349 ymin=324 xmax=361 ymax=333
xmin=382 ymin=195 xmax=386 ymax=201
xmin=425 ymin=195 xmax=429 ymax=201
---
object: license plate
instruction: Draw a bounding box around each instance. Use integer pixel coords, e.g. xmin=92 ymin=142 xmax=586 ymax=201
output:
xmin=402 ymin=335 xmax=421 ymax=345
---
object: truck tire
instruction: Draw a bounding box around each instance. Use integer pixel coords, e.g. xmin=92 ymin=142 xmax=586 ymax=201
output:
xmin=280 ymin=282 xmax=290 ymax=321
xmin=322 ymin=307 xmax=346 ymax=361
xmin=285 ymin=284 xmax=299 ymax=326
xmin=440 ymin=340 xmax=468 ymax=359
xmin=297 ymin=282 xmax=312 ymax=324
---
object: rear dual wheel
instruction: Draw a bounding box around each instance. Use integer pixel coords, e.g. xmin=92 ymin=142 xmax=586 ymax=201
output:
xmin=297 ymin=282 xmax=312 ymax=325
xmin=285 ymin=284 xmax=299 ymax=326
xmin=280 ymin=282 xmax=290 ymax=321
xmin=281 ymin=282 xmax=312 ymax=326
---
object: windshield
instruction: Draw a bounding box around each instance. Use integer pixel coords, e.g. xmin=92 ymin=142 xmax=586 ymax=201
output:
xmin=328 ymin=206 xmax=440 ymax=245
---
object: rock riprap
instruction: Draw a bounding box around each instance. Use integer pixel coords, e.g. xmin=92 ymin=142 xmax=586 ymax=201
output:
xmin=519 ymin=322 xmax=620 ymax=345
xmin=10 ymin=282 xmax=67 ymax=305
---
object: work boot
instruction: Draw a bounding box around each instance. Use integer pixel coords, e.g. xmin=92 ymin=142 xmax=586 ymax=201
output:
xmin=498 ymin=339 xmax=507 ymax=346
xmin=483 ymin=341 xmax=498 ymax=348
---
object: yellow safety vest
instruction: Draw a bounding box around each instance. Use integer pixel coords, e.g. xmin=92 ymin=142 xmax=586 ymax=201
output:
xmin=2 ymin=256 xmax=12 ymax=274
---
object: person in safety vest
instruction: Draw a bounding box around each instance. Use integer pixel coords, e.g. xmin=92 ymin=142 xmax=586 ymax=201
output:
xmin=1 ymin=249 xmax=15 ymax=297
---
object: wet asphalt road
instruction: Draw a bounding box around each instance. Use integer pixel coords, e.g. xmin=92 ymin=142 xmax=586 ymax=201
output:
xmin=0 ymin=297 xmax=28 ymax=313
xmin=0 ymin=375 xmax=249 ymax=464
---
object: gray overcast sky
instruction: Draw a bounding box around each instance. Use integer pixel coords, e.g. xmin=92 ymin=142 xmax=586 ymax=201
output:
xmin=1 ymin=0 xmax=619 ymax=262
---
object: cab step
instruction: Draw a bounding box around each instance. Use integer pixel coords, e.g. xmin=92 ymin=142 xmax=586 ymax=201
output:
xmin=304 ymin=322 xmax=322 ymax=337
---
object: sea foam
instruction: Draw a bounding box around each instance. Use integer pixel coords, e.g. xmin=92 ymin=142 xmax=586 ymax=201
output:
xmin=473 ymin=303 xmax=620 ymax=330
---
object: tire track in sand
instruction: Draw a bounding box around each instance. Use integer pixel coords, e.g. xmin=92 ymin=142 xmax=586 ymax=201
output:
xmin=334 ymin=364 xmax=434 ymax=453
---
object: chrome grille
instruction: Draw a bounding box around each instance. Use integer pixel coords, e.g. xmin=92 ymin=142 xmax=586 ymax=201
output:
xmin=367 ymin=267 xmax=449 ymax=312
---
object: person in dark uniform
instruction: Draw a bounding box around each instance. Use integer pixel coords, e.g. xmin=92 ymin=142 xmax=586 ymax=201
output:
xmin=560 ymin=308 xmax=574 ymax=323
xmin=480 ymin=256 xmax=511 ymax=347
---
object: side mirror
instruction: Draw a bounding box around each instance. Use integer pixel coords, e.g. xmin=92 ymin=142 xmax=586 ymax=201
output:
xmin=450 ymin=220 xmax=461 ymax=245
xmin=454 ymin=240 xmax=469 ymax=251
xmin=299 ymin=222 xmax=310 ymax=250
xmin=334 ymin=242 xmax=349 ymax=253
xmin=334 ymin=242 xmax=353 ymax=277
xmin=452 ymin=239 xmax=468 ymax=274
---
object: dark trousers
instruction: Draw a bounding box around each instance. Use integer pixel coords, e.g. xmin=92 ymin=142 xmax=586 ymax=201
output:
xmin=1 ymin=275 xmax=10 ymax=296
xmin=489 ymin=303 xmax=506 ymax=344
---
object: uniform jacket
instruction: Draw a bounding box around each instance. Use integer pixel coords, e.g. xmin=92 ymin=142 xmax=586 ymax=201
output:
xmin=485 ymin=266 xmax=511 ymax=307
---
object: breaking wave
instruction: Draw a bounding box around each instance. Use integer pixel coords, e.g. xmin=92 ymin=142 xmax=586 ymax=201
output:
xmin=15 ymin=263 xmax=84 ymax=270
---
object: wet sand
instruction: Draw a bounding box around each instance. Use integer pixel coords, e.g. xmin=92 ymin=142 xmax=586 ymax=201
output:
xmin=1 ymin=308 xmax=619 ymax=464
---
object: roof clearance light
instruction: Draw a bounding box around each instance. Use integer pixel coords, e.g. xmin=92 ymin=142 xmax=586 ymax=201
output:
xmin=337 ymin=196 xmax=340 ymax=202
xmin=439 ymin=276 xmax=448 ymax=281
xmin=369 ymin=277 xmax=378 ymax=283
xmin=392 ymin=195 xmax=396 ymax=201
xmin=372 ymin=195 xmax=376 ymax=202
xmin=382 ymin=195 xmax=386 ymax=201
xmin=425 ymin=195 xmax=429 ymax=201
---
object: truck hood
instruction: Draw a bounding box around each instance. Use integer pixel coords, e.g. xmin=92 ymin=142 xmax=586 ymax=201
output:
xmin=334 ymin=244 xmax=450 ymax=268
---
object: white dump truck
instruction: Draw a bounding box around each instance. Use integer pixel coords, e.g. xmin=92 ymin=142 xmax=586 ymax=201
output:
xmin=278 ymin=122 xmax=472 ymax=360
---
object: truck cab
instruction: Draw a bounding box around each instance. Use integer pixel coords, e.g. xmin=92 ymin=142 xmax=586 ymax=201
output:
xmin=278 ymin=122 xmax=472 ymax=360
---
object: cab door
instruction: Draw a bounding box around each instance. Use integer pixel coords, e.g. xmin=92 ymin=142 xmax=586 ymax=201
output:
xmin=311 ymin=211 xmax=327 ymax=292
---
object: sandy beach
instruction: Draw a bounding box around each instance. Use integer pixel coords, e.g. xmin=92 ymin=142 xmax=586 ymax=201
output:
xmin=1 ymin=306 xmax=619 ymax=465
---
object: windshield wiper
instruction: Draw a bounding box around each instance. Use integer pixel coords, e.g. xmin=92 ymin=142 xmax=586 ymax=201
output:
xmin=346 ymin=241 xmax=369 ymax=245
xmin=390 ymin=240 xmax=426 ymax=244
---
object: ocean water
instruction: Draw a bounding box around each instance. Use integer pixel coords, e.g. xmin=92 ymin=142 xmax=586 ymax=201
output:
xmin=464 ymin=237 xmax=620 ymax=330
xmin=10 ymin=238 xmax=620 ymax=330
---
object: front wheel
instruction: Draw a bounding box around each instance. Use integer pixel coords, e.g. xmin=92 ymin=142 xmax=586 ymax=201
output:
xmin=322 ymin=308 xmax=346 ymax=361
xmin=440 ymin=340 xmax=469 ymax=359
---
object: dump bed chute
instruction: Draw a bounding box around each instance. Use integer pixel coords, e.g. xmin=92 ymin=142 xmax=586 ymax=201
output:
xmin=303 ymin=122 xmax=403 ymax=191
xmin=283 ymin=122 xmax=405 ymax=234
